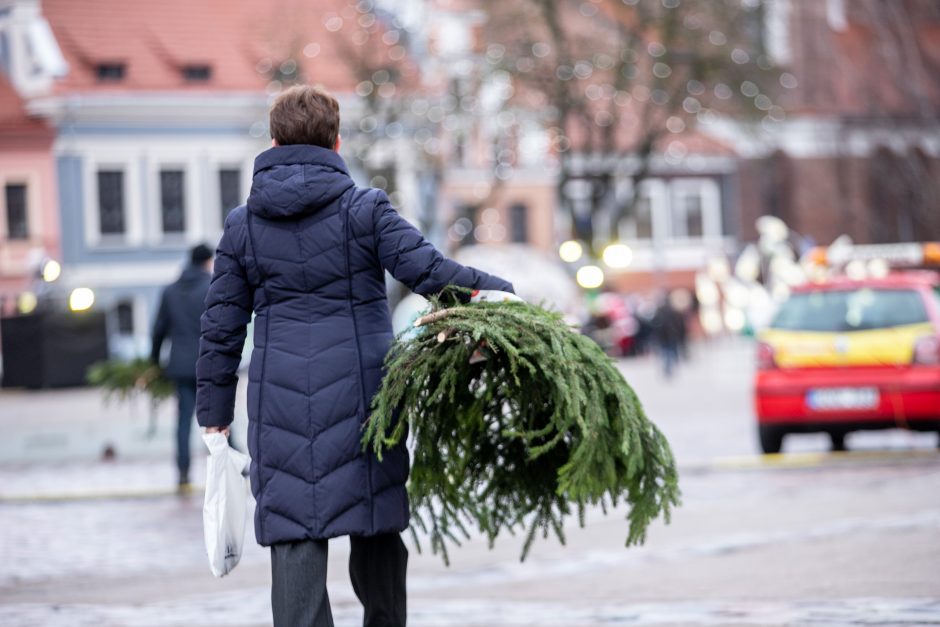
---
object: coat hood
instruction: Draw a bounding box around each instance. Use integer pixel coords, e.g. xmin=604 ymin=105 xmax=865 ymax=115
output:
xmin=247 ymin=145 xmax=355 ymax=219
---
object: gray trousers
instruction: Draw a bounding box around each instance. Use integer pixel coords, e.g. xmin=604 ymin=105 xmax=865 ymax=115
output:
xmin=271 ymin=533 xmax=408 ymax=627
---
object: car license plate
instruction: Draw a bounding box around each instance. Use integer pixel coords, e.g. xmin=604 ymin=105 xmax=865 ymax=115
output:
xmin=806 ymin=387 xmax=879 ymax=411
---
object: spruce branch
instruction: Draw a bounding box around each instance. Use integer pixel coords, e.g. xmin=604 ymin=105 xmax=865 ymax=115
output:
xmin=364 ymin=288 xmax=681 ymax=563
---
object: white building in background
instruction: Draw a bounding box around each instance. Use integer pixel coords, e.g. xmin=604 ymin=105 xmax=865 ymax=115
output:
xmin=1 ymin=0 xmax=424 ymax=355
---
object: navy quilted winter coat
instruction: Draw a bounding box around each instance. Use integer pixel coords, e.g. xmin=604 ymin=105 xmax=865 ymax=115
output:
xmin=195 ymin=144 xmax=513 ymax=546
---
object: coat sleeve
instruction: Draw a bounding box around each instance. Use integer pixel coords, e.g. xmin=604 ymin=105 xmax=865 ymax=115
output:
xmin=371 ymin=191 xmax=514 ymax=296
xmin=196 ymin=222 xmax=254 ymax=428
xmin=149 ymin=288 xmax=169 ymax=365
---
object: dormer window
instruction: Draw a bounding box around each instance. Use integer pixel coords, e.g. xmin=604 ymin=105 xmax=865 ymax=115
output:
xmin=182 ymin=64 xmax=212 ymax=82
xmin=95 ymin=62 xmax=126 ymax=82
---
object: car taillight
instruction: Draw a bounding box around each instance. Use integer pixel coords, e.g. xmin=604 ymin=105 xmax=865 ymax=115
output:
xmin=756 ymin=341 xmax=777 ymax=370
xmin=913 ymin=336 xmax=940 ymax=365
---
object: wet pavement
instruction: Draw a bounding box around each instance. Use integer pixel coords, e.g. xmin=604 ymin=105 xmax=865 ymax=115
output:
xmin=2 ymin=461 xmax=938 ymax=626
xmin=1 ymin=339 xmax=938 ymax=626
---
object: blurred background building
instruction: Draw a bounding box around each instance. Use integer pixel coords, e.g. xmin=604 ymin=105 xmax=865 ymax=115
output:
xmin=0 ymin=0 xmax=938 ymax=361
xmin=0 ymin=63 xmax=58 ymax=313
xmin=730 ymin=0 xmax=940 ymax=246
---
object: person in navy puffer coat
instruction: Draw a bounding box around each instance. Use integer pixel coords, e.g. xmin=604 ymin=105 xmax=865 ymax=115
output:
xmin=195 ymin=85 xmax=513 ymax=627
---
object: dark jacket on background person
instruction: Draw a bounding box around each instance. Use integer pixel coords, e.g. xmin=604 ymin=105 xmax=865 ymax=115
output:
xmin=651 ymin=302 xmax=686 ymax=348
xmin=151 ymin=264 xmax=212 ymax=379
xmin=195 ymin=144 xmax=513 ymax=546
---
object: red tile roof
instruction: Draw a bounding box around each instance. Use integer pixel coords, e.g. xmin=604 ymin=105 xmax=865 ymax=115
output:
xmin=42 ymin=0 xmax=416 ymax=94
xmin=0 ymin=73 xmax=54 ymax=147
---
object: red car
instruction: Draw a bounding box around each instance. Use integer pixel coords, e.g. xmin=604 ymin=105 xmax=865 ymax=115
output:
xmin=754 ymin=272 xmax=940 ymax=454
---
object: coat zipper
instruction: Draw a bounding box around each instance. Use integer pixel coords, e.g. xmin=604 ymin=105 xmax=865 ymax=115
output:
xmin=246 ymin=212 xmax=269 ymax=540
xmin=341 ymin=190 xmax=374 ymax=533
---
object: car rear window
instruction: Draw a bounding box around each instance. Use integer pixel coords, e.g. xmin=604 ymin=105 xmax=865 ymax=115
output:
xmin=771 ymin=288 xmax=928 ymax=332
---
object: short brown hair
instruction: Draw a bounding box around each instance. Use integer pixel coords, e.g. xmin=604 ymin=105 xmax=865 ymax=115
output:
xmin=269 ymin=85 xmax=341 ymax=149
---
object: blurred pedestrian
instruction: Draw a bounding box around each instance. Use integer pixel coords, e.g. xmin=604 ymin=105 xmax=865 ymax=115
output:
xmin=630 ymin=295 xmax=654 ymax=356
xmin=651 ymin=291 xmax=687 ymax=379
xmin=151 ymin=244 xmax=214 ymax=490
xmin=196 ymin=85 xmax=513 ymax=627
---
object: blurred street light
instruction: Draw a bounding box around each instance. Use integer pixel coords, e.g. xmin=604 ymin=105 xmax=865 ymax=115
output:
xmin=69 ymin=288 xmax=95 ymax=312
xmin=576 ymin=265 xmax=605 ymax=289
xmin=723 ymin=279 xmax=750 ymax=309
xmin=734 ymin=244 xmax=761 ymax=283
xmin=867 ymin=258 xmax=889 ymax=278
xmin=756 ymin=215 xmax=789 ymax=253
xmin=559 ymin=240 xmax=584 ymax=263
xmin=18 ymin=291 xmax=38 ymax=315
xmin=706 ymin=256 xmax=731 ymax=283
xmin=41 ymin=259 xmax=61 ymax=283
xmin=601 ymin=243 xmax=633 ymax=269
xmin=827 ymin=235 xmax=854 ymax=266
xmin=845 ymin=260 xmax=867 ymax=281
xmin=695 ymin=273 xmax=720 ymax=307
xmin=723 ymin=306 xmax=746 ymax=333
xmin=699 ymin=307 xmax=723 ymax=335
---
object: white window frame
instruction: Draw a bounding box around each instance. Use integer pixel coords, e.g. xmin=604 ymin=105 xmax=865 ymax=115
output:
xmin=213 ymin=161 xmax=249 ymax=231
xmin=668 ymin=178 xmax=722 ymax=243
xmin=158 ymin=165 xmax=189 ymax=241
xmin=764 ymin=0 xmax=792 ymax=65
xmin=618 ymin=178 xmax=667 ymax=242
xmin=84 ymin=155 xmax=142 ymax=249
xmin=147 ymin=157 xmax=198 ymax=246
xmin=0 ymin=172 xmax=41 ymax=244
xmin=113 ymin=297 xmax=136 ymax=336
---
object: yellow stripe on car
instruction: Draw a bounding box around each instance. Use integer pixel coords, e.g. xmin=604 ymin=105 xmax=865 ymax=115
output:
xmin=760 ymin=322 xmax=934 ymax=368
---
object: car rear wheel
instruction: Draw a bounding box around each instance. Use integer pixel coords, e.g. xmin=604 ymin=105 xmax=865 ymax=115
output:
xmin=829 ymin=431 xmax=847 ymax=452
xmin=759 ymin=425 xmax=784 ymax=454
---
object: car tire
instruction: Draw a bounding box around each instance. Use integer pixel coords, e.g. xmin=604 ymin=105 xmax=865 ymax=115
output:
xmin=759 ymin=425 xmax=784 ymax=455
xmin=829 ymin=431 xmax=847 ymax=452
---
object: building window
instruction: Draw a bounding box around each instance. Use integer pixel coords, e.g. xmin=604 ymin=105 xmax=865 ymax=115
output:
xmin=97 ymin=170 xmax=125 ymax=235
xmin=763 ymin=151 xmax=793 ymax=227
xmin=116 ymin=300 xmax=134 ymax=335
xmin=454 ymin=132 xmax=466 ymax=166
xmin=456 ymin=204 xmax=478 ymax=246
xmin=634 ymin=196 xmax=653 ymax=239
xmin=4 ymin=183 xmax=28 ymax=240
xmin=869 ymin=148 xmax=918 ymax=243
xmin=669 ymin=178 xmax=722 ymax=240
xmin=672 ymin=193 xmax=704 ymax=238
xmin=95 ymin=62 xmax=126 ymax=82
xmin=160 ymin=170 xmax=185 ymax=234
xmin=509 ymin=203 xmax=528 ymax=243
xmin=183 ymin=64 xmax=212 ymax=82
xmin=219 ymin=169 xmax=241 ymax=223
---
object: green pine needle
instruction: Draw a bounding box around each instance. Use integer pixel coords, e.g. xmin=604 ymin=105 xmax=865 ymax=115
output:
xmin=364 ymin=286 xmax=681 ymax=563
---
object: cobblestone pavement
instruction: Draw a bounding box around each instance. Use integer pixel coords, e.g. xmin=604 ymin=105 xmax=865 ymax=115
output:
xmin=3 ymin=595 xmax=940 ymax=626
xmin=2 ymin=460 xmax=938 ymax=626
xmin=2 ymin=339 xmax=939 ymax=626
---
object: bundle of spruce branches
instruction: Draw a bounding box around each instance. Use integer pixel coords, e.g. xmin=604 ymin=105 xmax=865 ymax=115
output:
xmin=364 ymin=287 xmax=680 ymax=563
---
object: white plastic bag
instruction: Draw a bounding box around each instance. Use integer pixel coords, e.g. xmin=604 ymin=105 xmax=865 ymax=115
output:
xmin=202 ymin=432 xmax=252 ymax=577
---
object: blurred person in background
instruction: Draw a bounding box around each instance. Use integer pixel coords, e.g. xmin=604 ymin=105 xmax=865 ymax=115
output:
xmin=151 ymin=243 xmax=214 ymax=490
xmin=196 ymin=85 xmax=512 ymax=627
xmin=629 ymin=294 xmax=655 ymax=356
xmin=652 ymin=290 xmax=687 ymax=379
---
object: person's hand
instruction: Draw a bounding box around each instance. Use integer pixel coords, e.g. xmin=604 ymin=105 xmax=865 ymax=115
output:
xmin=205 ymin=426 xmax=231 ymax=437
